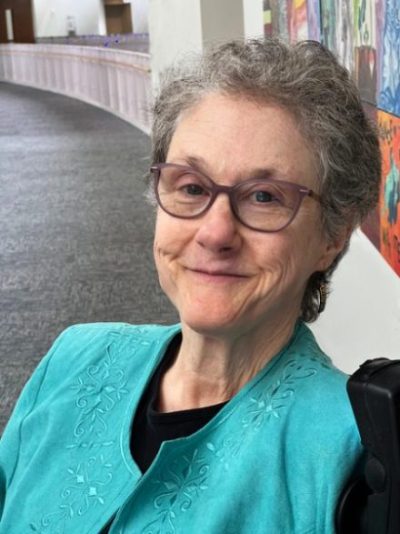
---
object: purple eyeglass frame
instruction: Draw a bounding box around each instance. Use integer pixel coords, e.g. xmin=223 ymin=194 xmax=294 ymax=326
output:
xmin=150 ymin=163 xmax=321 ymax=233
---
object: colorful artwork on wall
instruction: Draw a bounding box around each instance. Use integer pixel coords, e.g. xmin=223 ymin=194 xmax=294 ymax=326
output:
xmin=263 ymin=0 xmax=289 ymax=39
xmin=307 ymin=0 xmax=321 ymax=40
xmin=375 ymin=0 xmax=386 ymax=97
xmin=378 ymin=0 xmax=400 ymax=116
xmin=354 ymin=0 xmax=377 ymax=103
xmin=268 ymin=0 xmax=289 ymax=40
xmin=320 ymin=0 xmax=336 ymax=51
xmin=355 ymin=46 xmax=377 ymax=103
xmin=354 ymin=0 xmax=376 ymax=47
xmin=361 ymin=103 xmax=380 ymax=249
xmin=378 ymin=110 xmax=400 ymax=275
xmin=263 ymin=0 xmax=273 ymax=37
xmin=288 ymin=0 xmax=308 ymax=42
xmin=263 ymin=0 xmax=400 ymax=276
xmin=336 ymin=0 xmax=354 ymax=72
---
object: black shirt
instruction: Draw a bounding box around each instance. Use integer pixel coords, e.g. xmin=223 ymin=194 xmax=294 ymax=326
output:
xmin=131 ymin=333 xmax=227 ymax=472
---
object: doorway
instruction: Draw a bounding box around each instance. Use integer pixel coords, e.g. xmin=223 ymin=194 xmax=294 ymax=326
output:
xmin=105 ymin=3 xmax=133 ymax=35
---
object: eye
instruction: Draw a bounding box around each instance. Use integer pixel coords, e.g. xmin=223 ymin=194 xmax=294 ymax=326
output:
xmin=181 ymin=183 xmax=207 ymax=196
xmin=253 ymin=190 xmax=275 ymax=203
xmin=236 ymin=181 xmax=290 ymax=209
xmin=173 ymin=173 xmax=211 ymax=204
xmin=249 ymin=187 xmax=283 ymax=205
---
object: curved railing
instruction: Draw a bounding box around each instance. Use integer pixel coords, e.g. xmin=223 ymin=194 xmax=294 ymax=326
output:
xmin=0 ymin=43 xmax=151 ymax=133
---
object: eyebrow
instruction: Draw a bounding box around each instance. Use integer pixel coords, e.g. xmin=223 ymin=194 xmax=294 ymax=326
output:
xmin=173 ymin=155 xmax=286 ymax=182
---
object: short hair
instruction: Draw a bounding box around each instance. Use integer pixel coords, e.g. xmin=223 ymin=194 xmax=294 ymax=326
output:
xmin=150 ymin=38 xmax=381 ymax=322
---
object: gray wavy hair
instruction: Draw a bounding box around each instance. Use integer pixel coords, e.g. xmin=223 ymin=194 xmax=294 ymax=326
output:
xmin=150 ymin=38 xmax=381 ymax=322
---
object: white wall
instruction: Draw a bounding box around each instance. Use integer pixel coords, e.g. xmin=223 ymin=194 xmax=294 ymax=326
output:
xmin=34 ymin=0 xmax=106 ymax=38
xmin=149 ymin=0 xmax=246 ymax=87
xmin=310 ymin=230 xmax=400 ymax=374
xmin=201 ymin=0 xmax=243 ymax=45
xmin=242 ymin=0 xmax=263 ymax=39
xmin=131 ymin=0 xmax=149 ymax=33
xmin=148 ymin=0 xmax=203 ymax=87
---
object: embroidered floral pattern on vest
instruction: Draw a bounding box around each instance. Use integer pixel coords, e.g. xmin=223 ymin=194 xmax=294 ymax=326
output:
xmin=30 ymin=455 xmax=113 ymax=533
xmin=29 ymin=333 xmax=130 ymax=533
xmin=69 ymin=342 xmax=129 ymax=446
xmin=241 ymin=359 xmax=317 ymax=429
xmin=141 ymin=356 xmax=318 ymax=533
xmin=142 ymin=449 xmax=209 ymax=534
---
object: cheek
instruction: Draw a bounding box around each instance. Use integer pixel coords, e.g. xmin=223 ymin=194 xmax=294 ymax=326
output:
xmin=153 ymin=219 xmax=162 ymax=267
xmin=153 ymin=212 xmax=167 ymax=263
xmin=154 ymin=214 xmax=177 ymax=258
xmin=153 ymin=233 xmax=174 ymax=299
xmin=255 ymin=232 xmax=293 ymax=266
xmin=255 ymin=229 xmax=317 ymax=284
xmin=153 ymin=219 xmax=170 ymax=275
xmin=153 ymin=238 xmax=162 ymax=275
xmin=153 ymin=215 xmax=189 ymax=308
xmin=153 ymin=212 xmax=188 ymax=280
xmin=154 ymin=209 xmax=197 ymax=252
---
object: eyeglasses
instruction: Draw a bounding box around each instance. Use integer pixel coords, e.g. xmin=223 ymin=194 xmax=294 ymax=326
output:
xmin=150 ymin=163 xmax=321 ymax=233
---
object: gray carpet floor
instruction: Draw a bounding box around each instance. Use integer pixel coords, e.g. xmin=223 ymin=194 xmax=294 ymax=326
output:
xmin=0 ymin=82 xmax=178 ymax=434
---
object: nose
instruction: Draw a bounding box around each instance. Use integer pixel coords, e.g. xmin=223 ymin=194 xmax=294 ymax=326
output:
xmin=195 ymin=193 xmax=241 ymax=253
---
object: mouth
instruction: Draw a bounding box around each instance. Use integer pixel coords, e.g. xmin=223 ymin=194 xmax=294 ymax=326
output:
xmin=187 ymin=268 xmax=248 ymax=280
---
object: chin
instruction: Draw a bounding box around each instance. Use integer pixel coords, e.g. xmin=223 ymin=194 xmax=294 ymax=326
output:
xmin=178 ymin=307 xmax=252 ymax=338
xmin=183 ymin=320 xmax=239 ymax=339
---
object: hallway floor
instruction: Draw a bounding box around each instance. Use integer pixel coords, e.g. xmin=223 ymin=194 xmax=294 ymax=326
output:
xmin=0 ymin=83 xmax=177 ymax=432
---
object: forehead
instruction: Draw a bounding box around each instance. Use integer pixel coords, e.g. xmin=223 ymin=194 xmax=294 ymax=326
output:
xmin=167 ymin=92 xmax=318 ymax=187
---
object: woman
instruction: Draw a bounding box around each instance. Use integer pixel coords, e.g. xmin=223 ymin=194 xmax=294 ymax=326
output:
xmin=0 ymin=39 xmax=380 ymax=533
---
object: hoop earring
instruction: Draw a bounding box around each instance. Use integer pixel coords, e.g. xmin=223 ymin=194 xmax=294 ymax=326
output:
xmin=318 ymin=282 xmax=327 ymax=314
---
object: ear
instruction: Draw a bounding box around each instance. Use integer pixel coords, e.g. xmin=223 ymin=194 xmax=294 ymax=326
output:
xmin=316 ymin=227 xmax=352 ymax=272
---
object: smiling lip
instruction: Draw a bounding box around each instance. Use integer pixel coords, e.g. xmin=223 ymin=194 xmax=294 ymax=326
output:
xmin=188 ymin=268 xmax=248 ymax=280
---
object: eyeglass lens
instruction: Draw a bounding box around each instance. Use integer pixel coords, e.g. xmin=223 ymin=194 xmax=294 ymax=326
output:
xmin=155 ymin=165 xmax=303 ymax=232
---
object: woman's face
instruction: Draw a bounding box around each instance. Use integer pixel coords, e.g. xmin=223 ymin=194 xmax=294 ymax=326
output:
xmin=153 ymin=93 xmax=344 ymax=338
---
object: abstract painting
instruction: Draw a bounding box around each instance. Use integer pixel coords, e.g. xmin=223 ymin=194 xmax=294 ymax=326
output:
xmin=375 ymin=0 xmax=386 ymax=97
xmin=354 ymin=0 xmax=377 ymax=103
xmin=378 ymin=110 xmax=400 ymax=275
xmin=266 ymin=0 xmax=290 ymax=40
xmin=288 ymin=0 xmax=309 ymax=42
xmin=320 ymin=0 xmax=336 ymax=51
xmin=378 ymin=0 xmax=400 ymax=116
xmin=307 ymin=0 xmax=321 ymax=41
xmin=263 ymin=0 xmax=273 ymax=37
xmin=361 ymin=103 xmax=380 ymax=249
xmin=336 ymin=0 xmax=354 ymax=72
xmin=354 ymin=0 xmax=376 ymax=48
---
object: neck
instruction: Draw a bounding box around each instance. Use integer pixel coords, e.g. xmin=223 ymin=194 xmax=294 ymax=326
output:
xmin=158 ymin=313 xmax=299 ymax=412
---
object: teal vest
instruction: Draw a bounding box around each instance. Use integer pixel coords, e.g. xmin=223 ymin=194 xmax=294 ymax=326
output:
xmin=0 ymin=322 xmax=361 ymax=533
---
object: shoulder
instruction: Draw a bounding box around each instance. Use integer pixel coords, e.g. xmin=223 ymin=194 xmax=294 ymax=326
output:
xmin=54 ymin=321 xmax=179 ymax=345
xmin=285 ymin=322 xmax=360 ymax=443
xmin=2 ymin=322 xmax=180 ymax=431
xmin=35 ymin=322 xmax=181 ymax=390
xmin=291 ymin=321 xmax=350 ymax=393
xmin=269 ymin=326 xmax=362 ymax=533
xmin=49 ymin=321 xmax=180 ymax=354
xmin=292 ymin=326 xmax=363 ymax=478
